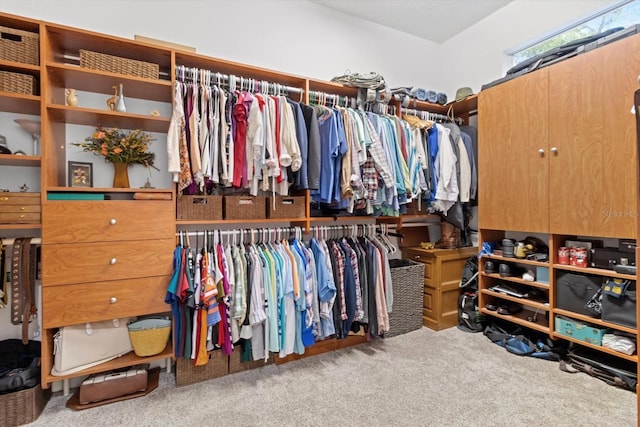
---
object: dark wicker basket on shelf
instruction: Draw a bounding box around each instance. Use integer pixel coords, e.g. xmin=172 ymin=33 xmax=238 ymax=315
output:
xmin=0 ymin=386 xmax=51 ymax=426
xmin=224 ymin=195 xmax=266 ymax=220
xmin=174 ymin=351 xmax=229 ymax=387
xmin=79 ymin=49 xmax=159 ymax=79
xmin=386 ymin=259 xmax=425 ymax=338
xmin=0 ymin=25 xmax=39 ymax=65
xmin=0 ymin=71 xmax=34 ymax=95
xmin=176 ymin=195 xmax=223 ymax=220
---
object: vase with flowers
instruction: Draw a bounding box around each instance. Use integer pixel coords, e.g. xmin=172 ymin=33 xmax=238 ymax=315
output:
xmin=73 ymin=126 xmax=159 ymax=188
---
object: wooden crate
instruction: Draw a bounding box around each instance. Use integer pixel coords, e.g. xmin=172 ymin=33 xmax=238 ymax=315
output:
xmin=266 ymin=196 xmax=306 ymax=219
xmin=176 ymin=195 xmax=222 ymax=220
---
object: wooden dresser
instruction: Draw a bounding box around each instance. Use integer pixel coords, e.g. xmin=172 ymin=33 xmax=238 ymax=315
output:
xmin=40 ymin=199 xmax=175 ymax=388
xmin=402 ymin=246 xmax=477 ymax=330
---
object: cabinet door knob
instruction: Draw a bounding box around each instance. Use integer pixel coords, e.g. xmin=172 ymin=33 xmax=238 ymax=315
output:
xmin=109 ymin=258 xmax=117 ymax=265
xmin=538 ymin=148 xmax=545 ymax=155
xmin=550 ymin=147 xmax=558 ymax=154
xmin=0 ymin=197 xmax=8 ymax=201
xmin=109 ymin=218 xmax=117 ymax=225
xmin=109 ymin=297 xmax=117 ymax=304
xmin=414 ymin=255 xmax=420 ymax=259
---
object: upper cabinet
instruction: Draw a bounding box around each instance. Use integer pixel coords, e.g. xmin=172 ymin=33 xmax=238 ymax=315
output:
xmin=478 ymin=69 xmax=550 ymax=233
xmin=548 ymin=35 xmax=640 ymax=238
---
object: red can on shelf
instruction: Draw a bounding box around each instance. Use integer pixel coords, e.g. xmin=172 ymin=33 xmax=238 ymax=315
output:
xmin=558 ymin=247 xmax=569 ymax=265
xmin=574 ymin=247 xmax=588 ymax=268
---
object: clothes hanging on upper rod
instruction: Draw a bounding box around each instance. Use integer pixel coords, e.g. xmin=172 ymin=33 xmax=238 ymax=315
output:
xmin=165 ymin=226 xmax=394 ymax=365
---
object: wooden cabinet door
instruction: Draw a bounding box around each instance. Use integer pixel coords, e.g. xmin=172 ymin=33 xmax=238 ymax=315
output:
xmin=478 ymin=69 xmax=549 ymax=232
xmin=548 ymin=35 xmax=640 ymax=238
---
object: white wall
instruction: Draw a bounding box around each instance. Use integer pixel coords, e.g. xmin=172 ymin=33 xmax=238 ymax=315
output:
xmin=440 ymin=0 xmax=617 ymax=98
xmin=0 ymin=0 xmax=442 ymax=90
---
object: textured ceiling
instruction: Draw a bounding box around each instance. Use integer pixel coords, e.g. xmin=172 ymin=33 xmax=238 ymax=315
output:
xmin=310 ymin=0 xmax=513 ymax=43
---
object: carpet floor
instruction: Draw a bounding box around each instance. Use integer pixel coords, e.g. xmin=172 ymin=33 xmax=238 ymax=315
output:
xmin=27 ymin=327 xmax=636 ymax=426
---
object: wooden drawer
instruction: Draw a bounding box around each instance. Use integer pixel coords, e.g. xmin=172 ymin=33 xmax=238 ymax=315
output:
xmin=0 ymin=211 xmax=40 ymax=223
xmin=43 ymin=200 xmax=174 ymax=243
xmin=42 ymin=275 xmax=170 ymax=328
xmin=42 ymin=239 xmax=174 ymax=286
xmin=0 ymin=192 xmax=40 ymax=205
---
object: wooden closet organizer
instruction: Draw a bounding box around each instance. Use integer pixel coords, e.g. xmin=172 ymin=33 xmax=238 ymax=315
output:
xmin=0 ymin=11 xmax=477 ymax=391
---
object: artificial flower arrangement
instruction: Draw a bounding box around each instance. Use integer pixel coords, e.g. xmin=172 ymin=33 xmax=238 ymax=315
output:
xmin=73 ymin=125 xmax=159 ymax=170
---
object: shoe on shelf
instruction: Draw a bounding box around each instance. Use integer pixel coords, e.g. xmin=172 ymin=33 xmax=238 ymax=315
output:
xmin=497 ymin=303 xmax=523 ymax=315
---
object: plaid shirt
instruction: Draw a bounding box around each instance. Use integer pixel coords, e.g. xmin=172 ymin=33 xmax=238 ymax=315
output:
xmin=329 ymin=241 xmax=347 ymax=321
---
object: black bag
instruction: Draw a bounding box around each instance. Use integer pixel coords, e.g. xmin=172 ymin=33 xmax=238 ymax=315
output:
xmin=555 ymin=271 xmax=602 ymax=317
xmin=0 ymin=339 xmax=41 ymax=394
xmin=601 ymin=283 xmax=636 ymax=328
xmin=484 ymin=321 xmax=567 ymax=361
xmin=457 ymin=256 xmax=484 ymax=332
xmin=560 ymin=345 xmax=637 ymax=391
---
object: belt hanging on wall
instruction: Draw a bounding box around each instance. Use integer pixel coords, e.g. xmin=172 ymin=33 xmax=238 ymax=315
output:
xmin=10 ymin=237 xmax=38 ymax=344
xmin=0 ymin=244 xmax=6 ymax=309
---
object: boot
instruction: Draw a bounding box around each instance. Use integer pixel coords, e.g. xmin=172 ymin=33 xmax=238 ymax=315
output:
xmin=435 ymin=222 xmax=460 ymax=249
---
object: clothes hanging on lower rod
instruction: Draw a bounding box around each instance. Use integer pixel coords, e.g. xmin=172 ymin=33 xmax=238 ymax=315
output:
xmin=166 ymin=226 xmax=394 ymax=365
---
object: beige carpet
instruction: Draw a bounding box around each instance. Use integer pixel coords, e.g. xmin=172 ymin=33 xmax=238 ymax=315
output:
xmin=28 ymin=327 xmax=636 ymax=427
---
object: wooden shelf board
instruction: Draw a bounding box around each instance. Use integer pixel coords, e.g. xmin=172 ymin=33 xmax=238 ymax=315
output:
xmin=46 ymin=187 xmax=172 ymax=193
xmin=44 ymin=344 xmax=173 ymax=385
xmin=0 ymin=154 xmax=40 ymax=167
xmin=177 ymin=217 xmax=306 ymax=226
xmin=553 ymin=308 xmax=638 ymax=335
xmin=483 ymin=254 xmax=550 ymax=268
xmin=551 ymin=333 xmax=637 ymax=362
xmin=47 ymin=105 xmax=170 ymax=133
xmin=482 ymin=272 xmax=550 ymax=290
xmin=481 ymin=289 xmax=549 ymax=311
xmin=553 ymin=264 xmax=636 ymax=280
xmin=0 ymin=92 xmax=40 ymax=115
xmin=46 ymin=63 xmax=172 ymax=102
xmin=0 ymin=223 xmax=41 ymax=230
xmin=480 ymin=307 xmax=550 ymax=334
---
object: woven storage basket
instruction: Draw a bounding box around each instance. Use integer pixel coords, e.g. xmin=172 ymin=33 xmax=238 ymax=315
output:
xmin=228 ymin=347 xmax=274 ymax=374
xmin=79 ymin=49 xmax=159 ymax=79
xmin=266 ymin=196 xmax=306 ymax=219
xmin=1 ymin=386 xmax=51 ymax=427
xmin=127 ymin=318 xmax=171 ymax=357
xmin=175 ymin=351 xmax=229 ymax=387
xmin=177 ymin=195 xmax=223 ymax=220
xmin=224 ymin=195 xmax=266 ymax=220
xmin=0 ymin=26 xmax=39 ymax=65
xmin=386 ymin=259 xmax=425 ymax=338
xmin=0 ymin=71 xmax=34 ymax=95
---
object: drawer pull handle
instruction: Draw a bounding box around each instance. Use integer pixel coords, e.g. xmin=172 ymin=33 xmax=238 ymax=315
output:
xmin=0 ymin=197 xmax=7 ymax=201
xmin=109 ymin=258 xmax=117 ymax=265
xmin=20 ymin=207 xmax=25 ymax=211
xmin=110 ymin=218 xmax=117 ymax=225
xmin=109 ymin=297 xmax=117 ymax=304
xmin=19 ymin=214 xmax=25 ymax=218
xmin=414 ymin=255 xmax=420 ymax=259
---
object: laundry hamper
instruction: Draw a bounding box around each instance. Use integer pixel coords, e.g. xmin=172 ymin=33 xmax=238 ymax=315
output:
xmin=386 ymin=259 xmax=425 ymax=338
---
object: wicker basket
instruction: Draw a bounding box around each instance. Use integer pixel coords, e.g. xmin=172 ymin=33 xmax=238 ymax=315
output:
xmin=0 ymin=26 xmax=39 ymax=65
xmin=175 ymin=351 xmax=229 ymax=387
xmin=266 ymin=196 xmax=306 ymax=219
xmin=386 ymin=259 xmax=425 ymax=338
xmin=228 ymin=347 xmax=274 ymax=374
xmin=177 ymin=195 xmax=223 ymax=220
xmin=224 ymin=195 xmax=266 ymax=220
xmin=0 ymin=71 xmax=34 ymax=95
xmin=127 ymin=318 xmax=171 ymax=357
xmin=79 ymin=49 xmax=159 ymax=79
xmin=0 ymin=386 xmax=51 ymax=426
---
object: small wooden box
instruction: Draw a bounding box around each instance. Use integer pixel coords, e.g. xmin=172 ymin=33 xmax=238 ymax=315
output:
xmin=224 ymin=195 xmax=266 ymax=220
xmin=0 ymin=192 xmax=40 ymax=224
xmin=266 ymin=196 xmax=306 ymax=219
xmin=176 ymin=195 xmax=222 ymax=220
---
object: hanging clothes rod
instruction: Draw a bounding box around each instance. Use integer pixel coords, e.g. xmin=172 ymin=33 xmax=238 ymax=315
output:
xmin=400 ymin=107 xmax=462 ymax=125
xmin=308 ymin=90 xmax=357 ymax=108
xmin=1 ymin=237 xmax=41 ymax=245
xmin=175 ymin=65 xmax=304 ymax=97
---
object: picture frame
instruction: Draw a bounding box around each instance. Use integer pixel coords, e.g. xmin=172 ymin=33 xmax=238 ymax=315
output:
xmin=68 ymin=161 xmax=93 ymax=187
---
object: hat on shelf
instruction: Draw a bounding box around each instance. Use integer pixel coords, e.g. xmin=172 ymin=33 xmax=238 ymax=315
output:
xmin=454 ymin=86 xmax=474 ymax=102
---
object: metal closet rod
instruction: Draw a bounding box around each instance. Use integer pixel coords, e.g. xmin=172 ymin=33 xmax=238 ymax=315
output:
xmin=175 ymin=65 xmax=304 ymax=96
xmin=1 ymin=237 xmax=41 ymax=245
xmin=400 ymin=107 xmax=462 ymax=124
xmin=308 ymin=90 xmax=356 ymax=107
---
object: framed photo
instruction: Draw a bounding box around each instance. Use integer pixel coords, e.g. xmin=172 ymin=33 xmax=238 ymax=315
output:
xmin=68 ymin=161 xmax=93 ymax=187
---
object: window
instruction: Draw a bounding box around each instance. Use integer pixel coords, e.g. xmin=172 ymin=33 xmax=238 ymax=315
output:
xmin=509 ymin=0 xmax=640 ymax=67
